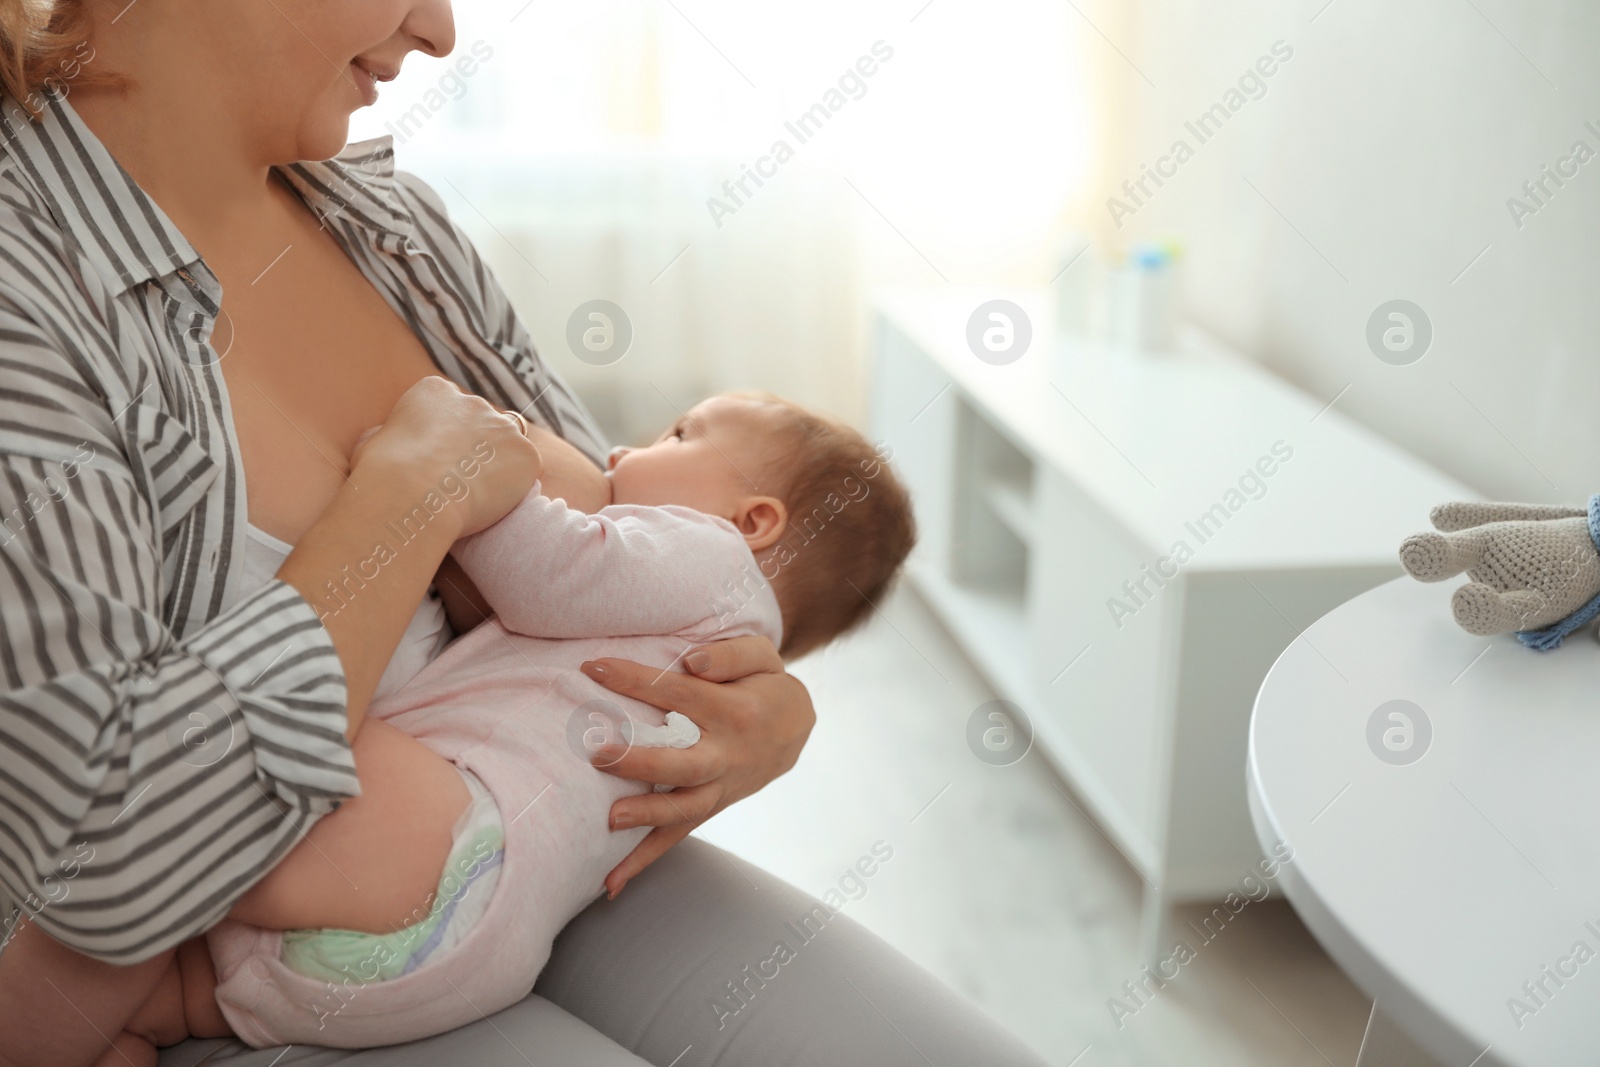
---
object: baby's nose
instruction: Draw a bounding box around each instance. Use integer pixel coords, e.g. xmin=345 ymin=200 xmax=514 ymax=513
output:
xmin=607 ymin=446 xmax=630 ymax=470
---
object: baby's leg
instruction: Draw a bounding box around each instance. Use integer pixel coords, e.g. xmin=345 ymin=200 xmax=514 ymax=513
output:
xmin=0 ymin=915 xmax=172 ymax=1067
xmin=230 ymin=717 xmax=469 ymax=934
xmin=0 ymin=725 xmax=461 ymax=1066
xmin=93 ymin=938 xmax=231 ymax=1067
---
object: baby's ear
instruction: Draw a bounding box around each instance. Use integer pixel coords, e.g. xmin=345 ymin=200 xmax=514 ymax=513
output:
xmin=735 ymin=496 xmax=787 ymax=550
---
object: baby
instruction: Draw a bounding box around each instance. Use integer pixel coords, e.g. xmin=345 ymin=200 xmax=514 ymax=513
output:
xmin=109 ymin=391 xmax=915 ymax=1056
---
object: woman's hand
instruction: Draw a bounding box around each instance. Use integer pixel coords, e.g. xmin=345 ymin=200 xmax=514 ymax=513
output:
xmin=279 ymin=376 xmax=540 ymax=736
xmin=351 ymin=375 xmax=541 ymax=539
xmin=581 ymin=635 xmax=814 ymax=897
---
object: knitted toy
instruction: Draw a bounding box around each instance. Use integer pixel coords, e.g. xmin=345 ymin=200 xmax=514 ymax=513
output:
xmin=1397 ymin=497 xmax=1600 ymax=650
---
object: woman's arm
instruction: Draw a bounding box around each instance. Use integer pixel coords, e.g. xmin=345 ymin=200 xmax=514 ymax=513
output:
xmin=0 ymin=313 xmax=533 ymax=967
xmin=580 ymin=637 xmax=814 ymax=897
xmin=0 ymin=306 xmax=355 ymax=965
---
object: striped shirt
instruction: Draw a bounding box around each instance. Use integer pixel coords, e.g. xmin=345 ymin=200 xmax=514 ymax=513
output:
xmin=0 ymin=88 xmax=607 ymax=964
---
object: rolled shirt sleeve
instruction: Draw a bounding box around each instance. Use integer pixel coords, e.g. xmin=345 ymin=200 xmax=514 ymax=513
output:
xmin=0 ymin=312 xmax=358 ymax=964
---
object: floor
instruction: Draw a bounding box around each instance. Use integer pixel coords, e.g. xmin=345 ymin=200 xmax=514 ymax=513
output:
xmin=695 ymin=584 xmax=1374 ymax=1067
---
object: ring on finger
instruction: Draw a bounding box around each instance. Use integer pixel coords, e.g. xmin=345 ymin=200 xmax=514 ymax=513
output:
xmin=504 ymin=409 xmax=530 ymax=437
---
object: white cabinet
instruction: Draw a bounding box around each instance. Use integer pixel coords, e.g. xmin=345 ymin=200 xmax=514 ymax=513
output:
xmin=869 ymin=287 xmax=1474 ymax=958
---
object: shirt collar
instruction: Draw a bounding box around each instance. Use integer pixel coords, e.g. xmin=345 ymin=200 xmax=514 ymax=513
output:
xmin=0 ymin=87 xmax=414 ymax=298
xmin=276 ymin=137 xmax=416 ymax=243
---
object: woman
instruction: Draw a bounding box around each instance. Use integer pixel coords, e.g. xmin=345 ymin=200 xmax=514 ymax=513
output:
xmin=0 ymin=2 xmax=1050 ymax=1065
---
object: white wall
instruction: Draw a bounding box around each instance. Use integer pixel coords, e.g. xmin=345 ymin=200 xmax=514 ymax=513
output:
xmin=1098 ymin=0 xmax=1600 ymax=501
xmin=359 ymin=1 xmax=1092 ymax=448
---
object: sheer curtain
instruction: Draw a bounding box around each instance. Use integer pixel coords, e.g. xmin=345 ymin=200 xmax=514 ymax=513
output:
xmin=350 ymin=0 xmax=1092 ymax=444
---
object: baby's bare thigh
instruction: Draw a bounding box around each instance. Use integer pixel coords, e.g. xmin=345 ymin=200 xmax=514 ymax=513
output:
xmin=114 ymin=938 xmax=230 ymax=1053
xmin=0 ymin=917 xmax=172 ymax=1067
xmin=229 ymin=719 xmax=469 ymax=934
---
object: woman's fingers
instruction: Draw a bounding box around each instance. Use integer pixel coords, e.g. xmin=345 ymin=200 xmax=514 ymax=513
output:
xmin=360 ymin=376 xmax=541 ymax=537
xmin=602 ymin=785 xmax=721 ymax=897
xmin=681 ymin=634 xmax=784 ymax=682
xmin=591 ymin=741 xmax=725 ymax=788
xmin=580 ymin=659 xmax=731 ymax=722
xmin=602 ymin=784 xmax=720 ymax=897
xmin=579 ymin=636 xmax=812 ymax=896
xmin=608 ymin=782 xmax=718 ymax=831
xmin=604 ymin=823 xmax=692 ymax=899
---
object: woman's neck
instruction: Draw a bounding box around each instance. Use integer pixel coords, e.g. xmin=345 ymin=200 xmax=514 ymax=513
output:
xmin=66 ymin=46 xmax=279 ymax=251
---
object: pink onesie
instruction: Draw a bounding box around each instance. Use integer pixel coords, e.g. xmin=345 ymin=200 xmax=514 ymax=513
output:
xmin=205 ymin=487 xmax=783 ymax=1048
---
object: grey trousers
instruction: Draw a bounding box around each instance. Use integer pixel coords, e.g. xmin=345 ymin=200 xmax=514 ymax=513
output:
xmin=159 ymin=838 xmax=1048 ymax=1066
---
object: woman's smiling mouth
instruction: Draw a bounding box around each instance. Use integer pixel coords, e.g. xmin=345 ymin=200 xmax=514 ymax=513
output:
xmin=349 ymin=57 xmax=397 ymax=106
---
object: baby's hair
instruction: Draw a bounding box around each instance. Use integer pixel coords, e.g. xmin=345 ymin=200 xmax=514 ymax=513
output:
xmin=731 ymin=392 xmax=917 ymax=659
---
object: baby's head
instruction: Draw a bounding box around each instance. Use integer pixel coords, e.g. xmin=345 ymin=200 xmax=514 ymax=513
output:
xmin=606 ymin=393 xmax=916 ymax=658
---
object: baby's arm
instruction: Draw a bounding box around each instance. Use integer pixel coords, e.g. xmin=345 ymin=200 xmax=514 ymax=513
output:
xmin=432 ymin=423 xmax=609 ymax=635
xmin=452 ymin=489 xmax=758 ymax=640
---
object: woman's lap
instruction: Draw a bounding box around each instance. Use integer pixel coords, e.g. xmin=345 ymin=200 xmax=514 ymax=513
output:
xmin=158 ymin=996 xmax=650 ymax=1066
xmin=534 ymin=836 xmax=1048 ymax=1066
xmin=160 ymin=837 xmax=1045 ymax=1067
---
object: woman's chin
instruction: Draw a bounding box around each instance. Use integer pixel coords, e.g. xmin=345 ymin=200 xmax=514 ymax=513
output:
xmin=295 ymin=112 xmax=357 ymax=163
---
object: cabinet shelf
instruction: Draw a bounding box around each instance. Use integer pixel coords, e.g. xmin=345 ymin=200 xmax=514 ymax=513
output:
xmin=907 ymin=561 xmax=1029 ymax=689
xmin=982 ymin=473 xmax=1034 ymax=549
xmin=907 ymin=560 xmax=1162 ymax=882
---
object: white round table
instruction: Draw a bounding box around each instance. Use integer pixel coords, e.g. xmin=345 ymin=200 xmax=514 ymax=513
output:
xmin=1248 ymin=576 xmax=1600 ymax=1067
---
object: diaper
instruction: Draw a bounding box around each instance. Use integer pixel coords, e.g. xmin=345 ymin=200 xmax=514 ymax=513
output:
xmin=280 ymin=766 xmax=504 ymax=983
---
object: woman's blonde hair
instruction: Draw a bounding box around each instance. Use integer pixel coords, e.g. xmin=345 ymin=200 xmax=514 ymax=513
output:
xmin=0 ymin=0 xmax=122 ymax=120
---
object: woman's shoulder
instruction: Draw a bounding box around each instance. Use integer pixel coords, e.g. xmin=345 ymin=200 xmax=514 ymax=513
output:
xmin=0 ymin=162 xmax=97 ymax=309
xmin=0 ymin=163 xmax=131 ymax=397
xmin=0 ymin=171 xmax=111 ymax=383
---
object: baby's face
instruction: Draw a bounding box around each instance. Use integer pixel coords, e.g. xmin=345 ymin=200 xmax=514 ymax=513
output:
xmin=606 ymin=395 xmax=776 ymax=518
